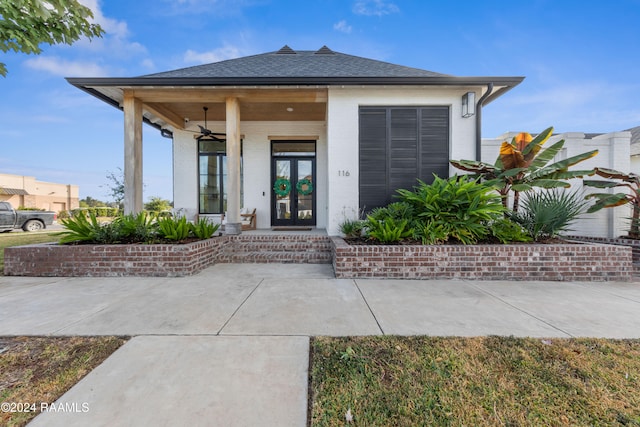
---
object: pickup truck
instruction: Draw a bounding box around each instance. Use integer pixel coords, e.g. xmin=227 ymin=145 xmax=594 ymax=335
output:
xmin=0 ymin=201 xmax=56 ymax=232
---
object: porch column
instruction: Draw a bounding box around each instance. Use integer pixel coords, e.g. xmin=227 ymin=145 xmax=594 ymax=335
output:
xmin=225 ymin=96 xmax=242 ymax=234
xmin=123 ymin=91 xmax=143 ymax=215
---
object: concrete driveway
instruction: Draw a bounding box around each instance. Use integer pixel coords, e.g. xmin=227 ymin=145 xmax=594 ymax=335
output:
xmin=2 ymin=264 xmax=639 ymax=426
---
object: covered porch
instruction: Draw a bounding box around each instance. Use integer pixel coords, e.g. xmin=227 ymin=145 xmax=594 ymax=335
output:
xmin=77 ymin=84 xmax=329 ymax=234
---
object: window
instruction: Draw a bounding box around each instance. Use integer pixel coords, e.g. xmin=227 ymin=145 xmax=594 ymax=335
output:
xmin=198 ymin=140 xmax=242 ymax=214
xmin=359 ymin=106 xmax=450 ymax=211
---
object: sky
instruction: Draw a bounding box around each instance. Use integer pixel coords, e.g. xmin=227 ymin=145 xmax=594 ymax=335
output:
xmin=1 ymin=0 xmax=639 ymax=202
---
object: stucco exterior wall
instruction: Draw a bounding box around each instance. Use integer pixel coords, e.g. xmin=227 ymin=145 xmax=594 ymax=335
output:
xmin=0 ymin=173 xmax=79 ymax=212
xmin=325 ymin=86 xmax=479 ymax=235
xmin=173 ymin=121 xmax=327 ymax=229
xmin=481 ymin=131 xmax=632 ymax=238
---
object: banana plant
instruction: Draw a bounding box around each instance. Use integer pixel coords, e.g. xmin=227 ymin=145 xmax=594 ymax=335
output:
xmin=450 ymin=127 xmax=598 ymax=211
xmin=583 ymin=168 xmax=640 ymax=238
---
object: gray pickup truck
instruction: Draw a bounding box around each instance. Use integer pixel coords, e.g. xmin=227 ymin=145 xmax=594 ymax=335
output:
xmin=0 ymin=201 xmax=56 ymax=232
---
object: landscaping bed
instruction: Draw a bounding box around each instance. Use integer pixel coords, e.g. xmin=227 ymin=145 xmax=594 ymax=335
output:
xmin=331 ymin=237 xmax=633 ymax=281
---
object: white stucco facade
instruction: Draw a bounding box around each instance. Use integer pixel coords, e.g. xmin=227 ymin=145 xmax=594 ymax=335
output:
xmin=172 ymin=85 xmax=483 ymax=235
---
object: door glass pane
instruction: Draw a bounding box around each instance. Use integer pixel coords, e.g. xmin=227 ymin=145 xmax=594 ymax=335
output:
xmin=199 ymin=156 xmax=221 ymax=213
xmin=297 ymin=160 xmax=313 ymax=220
xmin=275 ymin=160 xmax=291 ymax=220
xmin=272 ymin=142 xmax=316 ymax=156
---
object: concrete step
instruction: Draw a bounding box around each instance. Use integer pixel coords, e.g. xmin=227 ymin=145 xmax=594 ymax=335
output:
xmin=220 ymin=234 xmax=332 ymax=264
xmin=219 ymin=250 xmax=332 ymax=264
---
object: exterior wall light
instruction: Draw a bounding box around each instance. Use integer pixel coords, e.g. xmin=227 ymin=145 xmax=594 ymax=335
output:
xmin=461 ymin=92 xmax=476 ymax=118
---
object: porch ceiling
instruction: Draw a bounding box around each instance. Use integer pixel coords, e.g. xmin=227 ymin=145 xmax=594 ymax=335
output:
xmin=88 ymin=86 xmax=328 ymax=129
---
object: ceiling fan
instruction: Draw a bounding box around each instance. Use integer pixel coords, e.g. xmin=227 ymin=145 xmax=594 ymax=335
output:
xmin=188 ymin=106 xmax=226 ymax=142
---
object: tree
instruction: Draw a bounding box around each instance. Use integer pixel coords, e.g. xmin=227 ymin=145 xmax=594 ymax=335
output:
xmin=0 ymin=0 xmax=104 ymax=76
xmin=103 ymin=168 xmax=124 ymax=208
xmin=144 ymin=196 xmax=172 ymax=213
xmin=450 ymin=127 xmax=598 ymax=211
xmin=79 ymin=196 xmax=107 ymax=208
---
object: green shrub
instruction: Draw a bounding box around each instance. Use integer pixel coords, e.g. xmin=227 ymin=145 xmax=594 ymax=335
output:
xmin=510 ymin=190 xmax=587 ymax=241
xmin=113 ymin=212 xmax=157 ymax=243
xmin=58 ymin=211 xmax=107 ymax=244
xmin=156 ymin=216 xmax=190 ymax=241
xmin=413 ymin=220 xmax=449 ymax=245
xmin=190 ymin=218 xmax=220 ymax=239
xmin=339 ymin=219 xmax=365 ymax=239
xmin=489 ymin=218 xmax=532 ymax=244
xmin=368 ymin=202 xmax=415 ymax=223
xmin=365 ymin=216 xmax=413 ymax=243
xmin=57 ymin=210 xmax=70 ymax=220
xmin=397 ymin=175 xmax=505 ymax=244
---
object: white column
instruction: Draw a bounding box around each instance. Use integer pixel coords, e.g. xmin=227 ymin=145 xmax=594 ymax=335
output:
xmin=123 ymin=91 xmax=143 ymax=215
xmin=225 ymin=96 xmax=242 ymax=234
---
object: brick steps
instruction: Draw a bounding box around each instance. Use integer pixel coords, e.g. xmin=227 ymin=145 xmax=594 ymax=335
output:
xmin=219 ymin=235 xmax=332 ymax=264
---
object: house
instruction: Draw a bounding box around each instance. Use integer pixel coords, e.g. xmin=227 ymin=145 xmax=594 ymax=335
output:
xmin=67 ymin=45 xmax=523 ymax=235
xmin=0 ymin=173 xmax=79 ymax=212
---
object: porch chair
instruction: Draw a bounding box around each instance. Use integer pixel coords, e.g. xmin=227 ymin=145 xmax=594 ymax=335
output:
xmin=221 ymin=208 xmax=257 ymax=231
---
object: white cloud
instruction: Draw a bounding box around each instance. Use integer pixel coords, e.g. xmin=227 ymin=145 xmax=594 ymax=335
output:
xmin=74 ymin=0 xmax=149 ymax=60
xmin=24 ymin=56 xmax=109 ymax=77
xmin=353 ymin=0 xmax=399 ymax=16
xmin=183 ymin=45 xmax=242 ymax=65
xmin=333 ymin=20 xmax=353 ymax=34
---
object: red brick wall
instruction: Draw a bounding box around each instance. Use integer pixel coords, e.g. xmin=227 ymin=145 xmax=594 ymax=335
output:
xmin=567 ymin=236 xmax=640 ymax=264
xmin=5 ymin=235 xmax=632 ymax=280
xmin=331 ymin=237 xmax=633 ymax=281
xmin=4 ymin=235 xmax=332 ymax=277
xmin=4 ymin=238 xmax=225 ymax=277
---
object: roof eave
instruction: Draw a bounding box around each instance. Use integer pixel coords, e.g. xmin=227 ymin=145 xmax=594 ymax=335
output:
xmin=66 ymin=76 xmax=524 ymax=88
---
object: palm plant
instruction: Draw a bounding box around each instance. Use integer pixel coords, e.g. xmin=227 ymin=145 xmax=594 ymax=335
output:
xmin=510 ymin=190 xmax=587 ymax=241
xmin=583 ymin=168 xmax=640 ymax=239
xmin=450 ymin=127 xmax=598 ymax=211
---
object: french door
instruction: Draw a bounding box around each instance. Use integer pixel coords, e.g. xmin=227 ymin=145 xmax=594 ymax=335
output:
xmin=271 ymin=142 xmax=316 ymax=227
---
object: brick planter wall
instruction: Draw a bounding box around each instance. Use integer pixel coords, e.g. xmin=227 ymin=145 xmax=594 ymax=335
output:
xmin=4 ymin=238 xmax=225 ymax=277
xmin=3 ymin=234 xmax=332 ymax=277
xmin=567 ymin=236 xmax=640 ymax=264
xmin=331 ymin=237 xmax=633 ymax=281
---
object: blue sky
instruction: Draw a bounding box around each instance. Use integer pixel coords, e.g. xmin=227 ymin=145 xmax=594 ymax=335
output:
xmin=1 ymin=0 xmax=639 ymax=202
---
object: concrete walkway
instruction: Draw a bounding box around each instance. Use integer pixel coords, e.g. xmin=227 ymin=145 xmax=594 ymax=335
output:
xmin=1 ymin=264 xmax=639 ymax=426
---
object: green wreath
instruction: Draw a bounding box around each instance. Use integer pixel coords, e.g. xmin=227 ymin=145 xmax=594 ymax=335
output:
xmin=273 ymin=178 xmax=291 ymax=197
xmin=296 ymin=178 xmax=313 ymax=195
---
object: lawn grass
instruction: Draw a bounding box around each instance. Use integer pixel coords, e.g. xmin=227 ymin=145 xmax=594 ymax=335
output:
xmin=0 ymin=336 xmax=128 ymax=426
xmin=0 ymin=231 xmax=60 ymax=275
xmin=310 ymin=336 xmax=640 ymax=426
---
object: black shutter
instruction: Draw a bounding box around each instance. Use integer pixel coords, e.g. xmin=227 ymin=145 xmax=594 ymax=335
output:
xmin=359 ymin=108 xmax=388 ymax=210
xmin=359 ymin=106 xmax=450 ymax=212
xmin=419 ymin=107 xmax=449 ymax=184
xmin=390 ymin=109 xmax=418 ymax=192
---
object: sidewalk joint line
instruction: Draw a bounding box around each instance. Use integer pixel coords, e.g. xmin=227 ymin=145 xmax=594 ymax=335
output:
xmin=464 ymin=280 xmax=574 ymax=338
xmin=216 ymin=278 xmax=264 ymax=335
xmin=353 ymin=279 xmax=385 ymax=335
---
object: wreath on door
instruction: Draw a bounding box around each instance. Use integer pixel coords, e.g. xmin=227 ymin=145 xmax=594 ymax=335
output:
xmin=296 ymin=178 xmax=313 ymax=195
xmin=273 ymin=178 xmax=291 ymax=197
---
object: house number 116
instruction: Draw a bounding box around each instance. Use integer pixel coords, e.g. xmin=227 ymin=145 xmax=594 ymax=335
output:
xmin=338 ymin=170 xmax=350 ymax=177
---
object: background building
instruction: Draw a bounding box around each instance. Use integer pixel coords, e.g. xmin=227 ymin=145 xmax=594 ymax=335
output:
xmin=0 ymin=173 xmax=79 ymax=212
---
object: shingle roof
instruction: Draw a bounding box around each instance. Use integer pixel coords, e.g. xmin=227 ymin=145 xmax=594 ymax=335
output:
xmin=142 ymin=45 xmax=450 ymax=79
